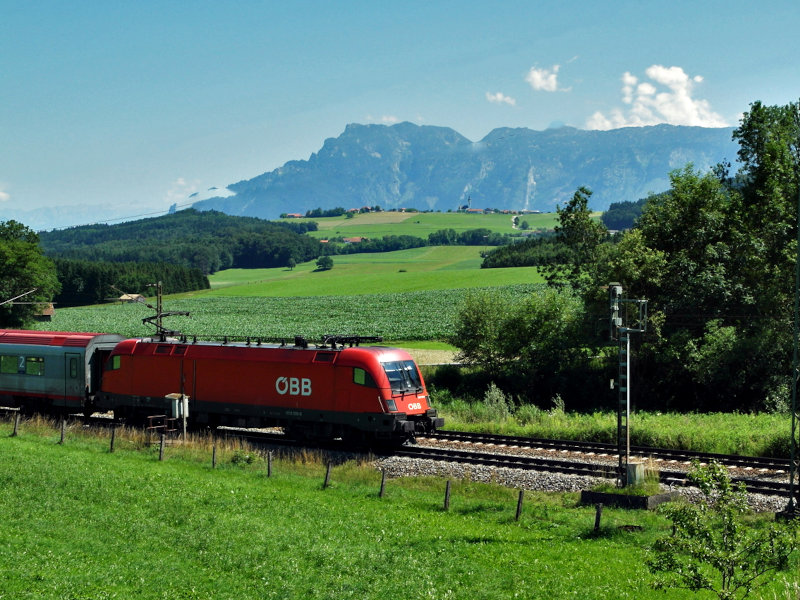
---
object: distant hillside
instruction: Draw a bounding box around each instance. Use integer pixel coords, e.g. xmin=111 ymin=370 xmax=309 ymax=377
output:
xmin=39 ymin=209 xmax=321 ymax=274
xmin=193 ymin=122 xmax=738 ymax=219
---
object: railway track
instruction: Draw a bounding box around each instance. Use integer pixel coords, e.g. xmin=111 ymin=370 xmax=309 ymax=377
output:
xmin=403 ymin=440 xmax=794 ymax=498
xmin=425 ymin=430 xmax=790 ymax=473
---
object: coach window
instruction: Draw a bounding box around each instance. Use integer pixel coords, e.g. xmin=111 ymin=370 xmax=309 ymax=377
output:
xmin=353 ymin=367 xmax=377 ymax=388
xmin=25 ymin=356 xmax=44 ymax=376
xmin=0 ymin=355 xmax=16 ymax=374
xmin=69 ymin=357 xmax=78 ymax=378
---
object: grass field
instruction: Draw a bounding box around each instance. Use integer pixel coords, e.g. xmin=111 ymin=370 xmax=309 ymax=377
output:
xmin=206 ymin=246 xmax=543 ymax=297
xmin=5 ymin=417 xmax=795 ymax=599
xmin=280 ymin=210 xmax=562 ymax=239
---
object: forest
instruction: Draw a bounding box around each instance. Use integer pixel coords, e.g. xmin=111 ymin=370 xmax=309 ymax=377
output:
xmin=38 ymin=209 xmax=323 ymax=274
xmin=449 ymin=100 xmax=800 ymax=414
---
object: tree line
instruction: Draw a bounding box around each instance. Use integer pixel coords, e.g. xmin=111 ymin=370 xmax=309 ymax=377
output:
xmin=446 ymin=100 xmax=800 ymax=415
xmin=38 ymin=209 xmax=323 ymax=274
xmin=53 ymin=259 xmax=209 ymax=307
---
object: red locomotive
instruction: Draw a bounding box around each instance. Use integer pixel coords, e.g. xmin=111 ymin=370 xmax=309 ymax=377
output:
xmin=1 ymin=330 xmax=443 ymax=443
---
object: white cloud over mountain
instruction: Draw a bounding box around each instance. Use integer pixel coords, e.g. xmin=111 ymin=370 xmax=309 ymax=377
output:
xmin=525 ymin=65 xmax=566 ymax=92
xmin=486 ymin=92 xmax=516 ymax=106
xmin=587 ymin=65 xmax=728 ymax=130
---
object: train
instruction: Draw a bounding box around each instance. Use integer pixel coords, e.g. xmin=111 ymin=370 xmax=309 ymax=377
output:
xmin=0 ymin=329 xmax=444 ymax=444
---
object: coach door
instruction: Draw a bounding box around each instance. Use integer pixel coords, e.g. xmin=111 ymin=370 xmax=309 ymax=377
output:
xmin=64 ymin=353 xmax=83 ymax=407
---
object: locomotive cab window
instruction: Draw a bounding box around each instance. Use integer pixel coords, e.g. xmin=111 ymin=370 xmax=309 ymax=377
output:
xmin=382 ymin=360 xmax=422 ymax=393
xmin=353 ymin=367 xmax=377 ymax=388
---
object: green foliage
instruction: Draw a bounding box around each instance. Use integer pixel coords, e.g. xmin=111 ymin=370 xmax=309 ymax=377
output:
xmin=315 ymin=255 xmax=334 ymax=270
xmin=448 ymin=287 xmax=587 ymax=402
xmin=482 ymin=382 xmax=513 ymax=421
xmin=39 ymin=209 xmax=322 ymax=274
xmin=54 ymin=258 xmax=209 ymax=307
xmin=0 ymin=220 xmax=61 ymax=328
xmin=544 ymin=186 xmax=608 ymax=292
xmin=480 ymin=235 xmax=566 ymax=268
xmin=649 ymin=460 xmax=799 ymax=599
xmin=585 ymin=101 xmax=800 ymax=411
xmin=601 ymin=197 xmax=650 ymax=230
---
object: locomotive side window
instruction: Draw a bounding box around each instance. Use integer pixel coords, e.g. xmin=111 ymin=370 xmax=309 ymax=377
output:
xmin=155 ymin=345 xmax=172 ymax=355
xmin=382 ymin=360 xmax=422 ymax=392
xmin=353 ymin=367 xmax=377 ymax=388
xmin=107 ymin=355 xmax=121 ymax=370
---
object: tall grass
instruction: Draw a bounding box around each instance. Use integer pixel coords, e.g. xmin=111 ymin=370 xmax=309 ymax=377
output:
xmin=435 ymin=395 xmax=791 ymax=457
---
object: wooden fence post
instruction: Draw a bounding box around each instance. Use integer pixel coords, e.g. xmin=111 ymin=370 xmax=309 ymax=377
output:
xmin=159 ymin=433 xmax=165 ymax=461
xmin=323 ymin=462 xmax=332 ymax=489
xmin=515 ymin=489 xmax=525 ymax=521
xmin=379 ymin=470 xmax=386 ymax=498
xmin=594 ymin=503 xmax=603 ymax=532
xmin=212 ymin=445 xmax=217 ymax=468
xmin=267 ymin=451 xmax=272 ymax=477
xmin=11 ymin=412 xmax=20 ymax=437
xmin=109 ymin=427 xmax=116 ymax=453
xmin=58 ymin=418 xmax=66 ymax=444
xmin=444 ymin=480 xmax=451 ymax=511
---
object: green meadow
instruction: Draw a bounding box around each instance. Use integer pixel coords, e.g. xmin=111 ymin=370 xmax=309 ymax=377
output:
xmin=6 ymin=417 xmax=796 ymax=600
xmin=281 ymin=210 xmax=561 ymax=239
xmin=206 ymin=246 xmax=543 ymax=297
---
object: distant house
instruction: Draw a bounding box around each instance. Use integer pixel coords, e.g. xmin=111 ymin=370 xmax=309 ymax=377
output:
xmin=33 ymin=303 xmax=55 ymax=322
xmin=284 ymin=213 xmax=304 ymax=218
xmin=465 ymin=208 xmax=485 ymax=214
xmin=342 ymin=237 xmax=366 ymax=244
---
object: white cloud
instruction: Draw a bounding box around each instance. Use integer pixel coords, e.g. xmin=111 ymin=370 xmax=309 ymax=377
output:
xmin=0 ymin=190 xmax=9 ymax=202
xmin=381 ymin=115 xmax=399 ymax=124
xmin=587 ymin=65 xmax=728 ymax=130
xmin=165 ymin=177 xmax=198 ymax=204
xmin=486 ymin=91 xmax=516 ymax=106
xmin=525 ymin=65 xmax=568 ymax=92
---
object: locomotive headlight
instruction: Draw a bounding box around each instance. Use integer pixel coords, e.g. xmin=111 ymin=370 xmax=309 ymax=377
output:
xmin=385 ymin=399 xmax=397 ymax=412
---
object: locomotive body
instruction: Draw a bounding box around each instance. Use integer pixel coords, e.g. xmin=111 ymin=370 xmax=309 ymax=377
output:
xmin=98 ymin=337 xmax=443 ymax=442
xmin=0 ymin=330 xmax=124 ymax=413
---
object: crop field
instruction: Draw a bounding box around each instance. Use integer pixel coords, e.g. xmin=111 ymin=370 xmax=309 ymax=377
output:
xmin=7 ymin=419 xmax=796 ymax=600
xmin=42 ymin=284 xmax=543 ymax=342
xmin=281 ymin=210 xmax=563 ymax=239
xmin=207 ymin=246 xmax=543 ymax=297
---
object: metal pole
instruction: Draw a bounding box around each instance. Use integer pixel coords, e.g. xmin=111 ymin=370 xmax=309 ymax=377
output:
xmin=618 ymin=329 xmax=630 ymax=487
xmin=789 ymin=186 xmax=800 ymax=513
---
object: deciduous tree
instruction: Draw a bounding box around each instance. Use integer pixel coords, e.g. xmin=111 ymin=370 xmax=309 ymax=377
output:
xmin=0 ymin=220 xmax=60 ymax=328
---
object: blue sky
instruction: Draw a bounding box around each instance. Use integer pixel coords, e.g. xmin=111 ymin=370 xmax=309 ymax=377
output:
xmin=1 ymin=1 xmax=799 ymax=228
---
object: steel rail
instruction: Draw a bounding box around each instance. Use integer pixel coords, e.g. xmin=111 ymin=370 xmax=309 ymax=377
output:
xmin=427 ymin=430 xmax=789 ymax=472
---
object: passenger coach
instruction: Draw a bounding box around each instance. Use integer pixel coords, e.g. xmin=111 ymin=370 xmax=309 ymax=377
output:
xmin=0 ymin=330 xmax=124 ymax=414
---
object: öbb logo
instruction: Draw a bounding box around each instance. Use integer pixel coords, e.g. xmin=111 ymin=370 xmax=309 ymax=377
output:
xmin=275 ymin=377 xmax=312 ymax=396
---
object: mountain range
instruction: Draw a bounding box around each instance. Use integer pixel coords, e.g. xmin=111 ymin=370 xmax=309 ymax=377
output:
xmin=193 ymin=122 xmax=739 ymax=219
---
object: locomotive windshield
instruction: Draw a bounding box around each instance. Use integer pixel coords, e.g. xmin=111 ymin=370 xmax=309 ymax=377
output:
xmin=382 ymin=360 xmax=422 ymax=393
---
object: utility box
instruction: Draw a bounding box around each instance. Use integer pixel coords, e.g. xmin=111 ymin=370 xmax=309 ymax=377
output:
xmin=627 ymin=461 xmax=645 ymax=486
xmin=165 ymin=393 xmax=189 ymax=419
